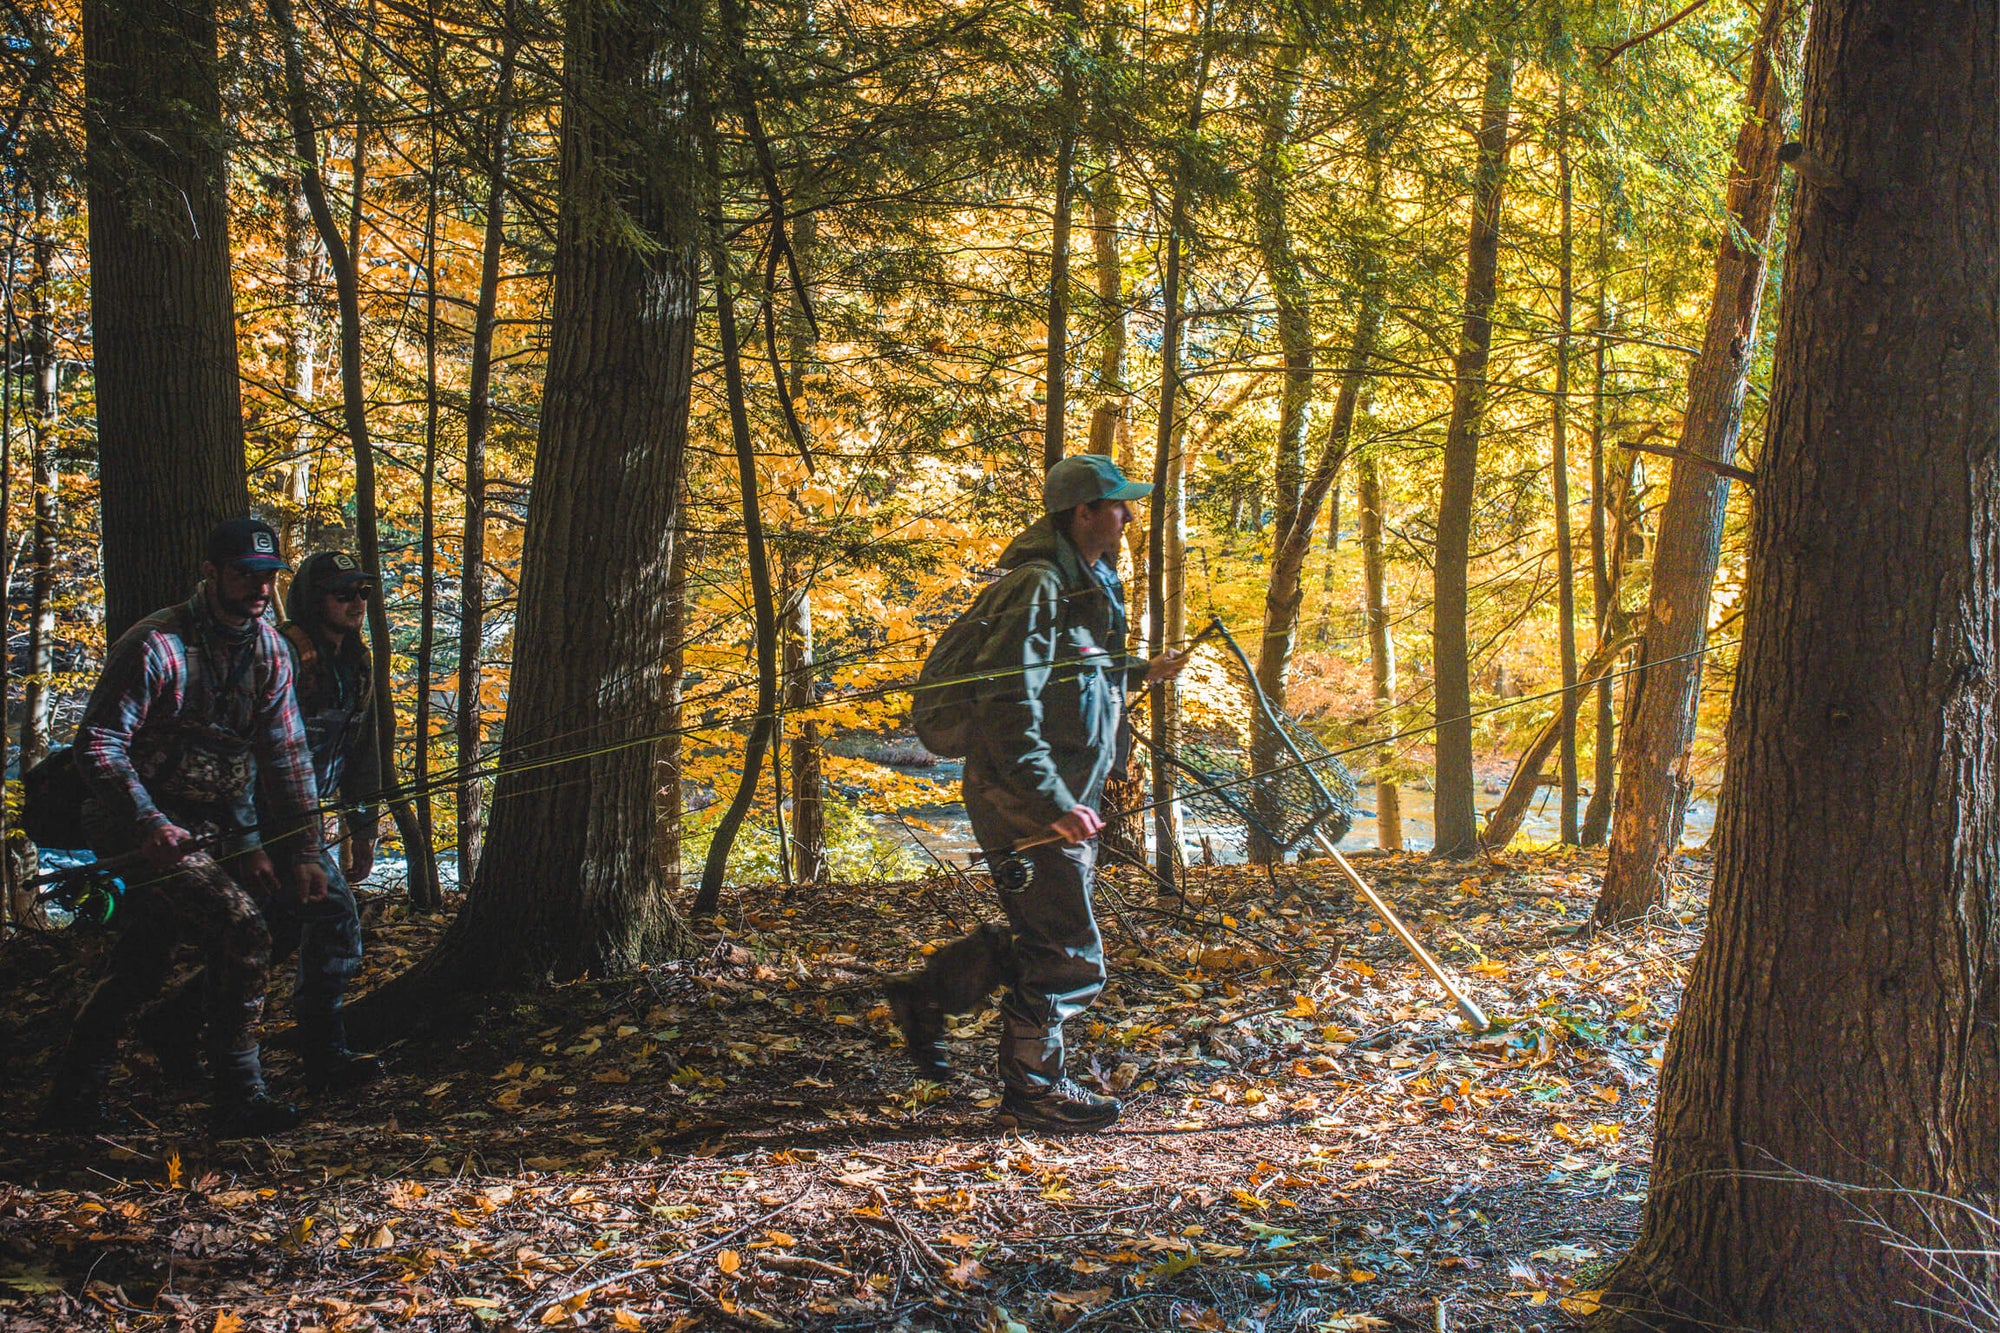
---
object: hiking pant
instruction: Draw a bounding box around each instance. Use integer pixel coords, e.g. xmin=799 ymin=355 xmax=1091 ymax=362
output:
xmin=964 ymin=779 xmax=1105 ymax=1094
xmin=147 ymin=846 xmax=362 ymax=1052
xmin=267 ymin=848 xmax=363 ymax=1029
xmin=60 ymin=810 xmax=271 ymax=1075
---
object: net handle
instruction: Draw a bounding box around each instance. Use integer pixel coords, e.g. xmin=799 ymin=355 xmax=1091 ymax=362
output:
xmin=1311 ymin=826 xmax=1491 ymax=1032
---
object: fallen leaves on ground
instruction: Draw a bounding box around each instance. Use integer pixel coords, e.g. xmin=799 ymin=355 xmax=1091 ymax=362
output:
xmin=0 ymin=847 xmax=1708 ymax=1330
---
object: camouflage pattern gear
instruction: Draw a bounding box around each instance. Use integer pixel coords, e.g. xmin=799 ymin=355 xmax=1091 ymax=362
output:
xmin=54 ymin=812 xmax=274 ymax=1103
xmin=75 ymin=589 xmax=321 ymax=863
xmin=50 ymin=579 xmax=323 ymax=1132
xmin=147 ymin=843 xmax=363 ymax=1049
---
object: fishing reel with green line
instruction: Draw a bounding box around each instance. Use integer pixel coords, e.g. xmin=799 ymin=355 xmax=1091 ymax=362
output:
xmin=33 ymin=859 xmax=126 ymax=927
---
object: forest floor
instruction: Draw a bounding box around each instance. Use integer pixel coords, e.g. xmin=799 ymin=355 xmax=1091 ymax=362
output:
xmin=0 ymin=847 xmax=1710 ymax=1333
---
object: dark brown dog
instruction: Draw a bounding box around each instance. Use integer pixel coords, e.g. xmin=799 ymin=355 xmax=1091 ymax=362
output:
xmin=884 ymin=922 xmax=1016 ymax=1078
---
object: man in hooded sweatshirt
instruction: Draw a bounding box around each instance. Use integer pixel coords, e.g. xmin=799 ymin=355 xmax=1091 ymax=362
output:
xmin=888 ymin=455 xmax=1188 ymax=1131
xmin=45 ymin=518 xmax=327 ymax=1137
xmin=141 ymin=550 xmax=387 ymax=1093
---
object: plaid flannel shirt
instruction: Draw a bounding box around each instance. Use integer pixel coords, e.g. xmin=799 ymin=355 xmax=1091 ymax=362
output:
xmin=75 ymin=590 xmax=323 ymax=865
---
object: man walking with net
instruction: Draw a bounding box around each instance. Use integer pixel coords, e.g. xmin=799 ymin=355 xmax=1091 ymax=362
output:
xmin=890 ymin=455 xmax=1187 ymax=1131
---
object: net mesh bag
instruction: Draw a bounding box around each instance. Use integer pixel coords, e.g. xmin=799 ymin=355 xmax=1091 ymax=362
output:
xmin=1135 ymin=617 xmax=1357 ymax=860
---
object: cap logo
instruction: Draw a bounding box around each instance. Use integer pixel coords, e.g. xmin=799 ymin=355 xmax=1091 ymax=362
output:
xmin=253 ymin=531 xmax=276 ymax=554
xmin=333 ymin=554 xmax=357 ymax=570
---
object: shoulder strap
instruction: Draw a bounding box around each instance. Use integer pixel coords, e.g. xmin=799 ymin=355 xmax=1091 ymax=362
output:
xmin=280 ymin=622 xmax=319 ymax=699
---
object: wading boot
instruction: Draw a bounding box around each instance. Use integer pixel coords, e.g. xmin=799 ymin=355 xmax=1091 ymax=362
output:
xmin=209 ymin=1045 xmax=299 ymax=1139
xmin=996 ymin=1077 xmax=1121 ymax=1133
xmin=885 ymin=977 xmax=950 ymax=1079
xmin=298 ymin=1014 xmax=384 ymax=1093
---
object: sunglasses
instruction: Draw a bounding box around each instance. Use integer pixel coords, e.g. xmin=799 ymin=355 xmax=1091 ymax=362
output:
xmin=328 ymin=587 xmax=374 ymax=603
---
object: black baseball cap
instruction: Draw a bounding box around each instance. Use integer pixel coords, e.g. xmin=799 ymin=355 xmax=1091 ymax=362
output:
xmin=298 ymin=550 xmax=376 ymax=592
xmin=206 ymin=517 xmax=289 ymax=574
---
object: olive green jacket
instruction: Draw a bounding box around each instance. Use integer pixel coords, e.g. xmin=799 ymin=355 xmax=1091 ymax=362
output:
xmin=965 ymin=517 xmax=1148 ymax=837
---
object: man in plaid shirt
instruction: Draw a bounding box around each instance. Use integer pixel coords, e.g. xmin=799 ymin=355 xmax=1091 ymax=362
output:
xmin=45 ymin=518 xmax=327 ymax=1138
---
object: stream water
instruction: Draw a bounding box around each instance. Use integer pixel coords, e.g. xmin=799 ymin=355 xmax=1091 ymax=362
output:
xmin=870 ymin=765 xmax=1716 ymax=866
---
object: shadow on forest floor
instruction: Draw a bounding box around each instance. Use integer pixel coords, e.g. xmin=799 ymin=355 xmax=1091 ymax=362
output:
xmin=0 ymin=848 xmax=1710 ymax=1332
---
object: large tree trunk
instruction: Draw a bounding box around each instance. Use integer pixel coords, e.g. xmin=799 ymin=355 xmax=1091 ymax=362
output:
xmin=84 ymin=0 xmax=249 ymax=640
xmin=1596 ymin=0 xmax=1998 ymax=1325
xmin=456 ymin=32 xmax=514 ymax=886
xmin=1595 ymin=0 xmax=1796 ymax=928
xmin=267 ymin=0 xmax=439 ymax=908
xmin=1358 ymin=448 xmax=1401 ymax=849
xmin=1430 ymin=55 xmax=1514 ymax=857
xmin=382 ymin=0 xmax=702 ymax=992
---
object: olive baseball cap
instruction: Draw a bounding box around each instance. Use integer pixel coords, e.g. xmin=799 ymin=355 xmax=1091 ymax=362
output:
xmin=205 ymin=517 xmax=289 ymax=574
xmin=1042 ymin=454 xmax=1154 ymax=514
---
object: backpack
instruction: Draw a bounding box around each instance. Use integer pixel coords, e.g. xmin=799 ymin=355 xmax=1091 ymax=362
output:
xmin=21 ymin=746 xmax=92 ymax=851
xmin=910 ymin=559 xmax=1061 ymax=759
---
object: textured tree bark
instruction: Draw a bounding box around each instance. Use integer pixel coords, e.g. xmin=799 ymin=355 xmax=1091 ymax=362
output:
xmin=656 ymin=518 xmax=690 ymax=896
xmin=1251 ymin=299 xmax=1379 ymax=859
xmin=456 ymin=28 xmax=517 ymax=885
xmin=1148 ymin=176 xmax=1188 ymax=887
xmin=1086 ymin=171 xmax=1144 ymax=863
xmin=380 ymin=0 xmax=702 ymax=991
xmin=1581 ymin=219 xmax=1616 ymax=846
xmin=275 ymin=179 xmax=318 ymax=567
xmin=1041 ymin=0 xmax=1080 ymax=469
xmin=413 ymin=94 xmax=442 ymax=892
xmin=1086 ymin=173 xmax=1127 ymax=463
xmin=1430 ymin=55 xmax=1514 ymax=857
xmin=1596 ymin=0 xmax=1795 ymax=928
xmin=1552 ymin=92 xmax=1579 ymax=845
xmin=782 ymin=562 xmax=827 ymax=884
xmin=1595 ymin=0 xmax=1998 ymax=1324
xmin=694 ymin=227 xmax=782 ymax=915
xmin=22 ymin=187 xmax=57 ymax=776
xmin=1247 ymin=38 xmax=1308 ymax=864
xmin=1044 ymin=138 xmax=1072 ymax=469
xmin=1358 ymin=450 xmax=1401 ymax=849
xmin=781 ymin=210 xmax=827 ymax=885
xmin=267 ymin=0 xmax=438 ymax=908
xmin=83 ymin=0 xmax=249 ymax=641
xmin=1253 ymin=37 xmax=1311 ymax=652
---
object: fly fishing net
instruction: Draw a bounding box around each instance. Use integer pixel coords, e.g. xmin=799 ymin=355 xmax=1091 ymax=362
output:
xmin=1133 ymin=617 xmax=1358 ymax=861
